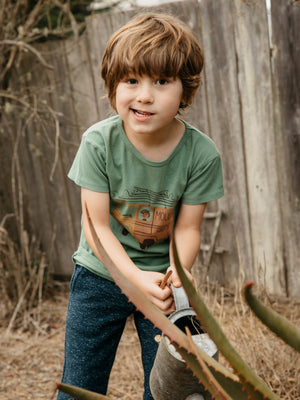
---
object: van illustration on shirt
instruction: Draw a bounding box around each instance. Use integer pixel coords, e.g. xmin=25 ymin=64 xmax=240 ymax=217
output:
xmin=111 ymin=201 xmax=174 ymax=249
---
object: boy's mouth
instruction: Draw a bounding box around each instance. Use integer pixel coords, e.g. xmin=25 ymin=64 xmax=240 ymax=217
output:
xmin=131 ymin=108 xmax=154 ymax=117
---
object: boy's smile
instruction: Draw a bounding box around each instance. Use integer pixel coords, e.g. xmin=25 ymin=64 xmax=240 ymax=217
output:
xmin=115 ymin=75 xmax=184 ymax=141
xmin=131 ymin=108 xmax=154 ymax=121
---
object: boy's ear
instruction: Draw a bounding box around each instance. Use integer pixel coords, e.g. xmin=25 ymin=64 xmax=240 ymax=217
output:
xmin=189 ymin=88 xmax=198 ymax=101
xmin=180 ymin=88 xmax=198 ymax=109
xmin=193 ymin=88 xmax=199 ymax=96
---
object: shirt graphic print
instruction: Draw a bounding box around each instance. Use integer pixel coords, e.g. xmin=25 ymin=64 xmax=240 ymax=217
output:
xmin=111 ymin=186 xmax=176 ymax=250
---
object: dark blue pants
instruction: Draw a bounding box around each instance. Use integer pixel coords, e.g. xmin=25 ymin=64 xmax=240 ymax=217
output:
xmin=57 ymin=265 xmax=160 ymax=400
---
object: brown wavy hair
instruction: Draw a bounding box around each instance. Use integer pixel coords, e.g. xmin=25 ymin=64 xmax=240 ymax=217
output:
xmin=101 ymin=13 xmax=204 ymax=111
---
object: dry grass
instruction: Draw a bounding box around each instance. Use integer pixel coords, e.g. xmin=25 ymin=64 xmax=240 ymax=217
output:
xmin=205 ymin=285 xmax=300 ymax=399
xmin=0 ymin=216 xmax=48 ymax=336
xmin=0 ymin=281 xmax=299 ymax=400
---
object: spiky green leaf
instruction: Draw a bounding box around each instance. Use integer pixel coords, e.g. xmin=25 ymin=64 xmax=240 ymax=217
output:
xmin=244 ymin=281 xmax=300 ymax=352
xmin=56 ymin=383 xmax=110 ymax=399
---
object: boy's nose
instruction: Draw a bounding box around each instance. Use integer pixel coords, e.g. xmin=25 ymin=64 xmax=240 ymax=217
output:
xmin=136 ymin=83 xmax=154 ymax=104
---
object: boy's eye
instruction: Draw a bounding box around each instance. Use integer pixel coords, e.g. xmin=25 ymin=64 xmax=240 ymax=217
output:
xmin=156 ymin=79 xmax=168 ymax=85
xmin=127 ymin=78 xmax=138 ymax=84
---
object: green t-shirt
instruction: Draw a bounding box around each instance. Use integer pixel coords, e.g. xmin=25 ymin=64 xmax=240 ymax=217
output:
xmin=68 ymin=115 xmax=224 ymax=280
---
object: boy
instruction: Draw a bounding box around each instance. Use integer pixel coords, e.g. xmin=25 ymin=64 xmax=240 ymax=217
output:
xmin=58 ymin=12 xmax=224 ymax=400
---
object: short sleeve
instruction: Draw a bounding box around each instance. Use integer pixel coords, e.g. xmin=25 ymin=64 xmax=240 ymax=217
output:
xmin=182 ymin=153 xmax=224 ymax=204
xmin=68 ymin=132 xmax=110 ymax=192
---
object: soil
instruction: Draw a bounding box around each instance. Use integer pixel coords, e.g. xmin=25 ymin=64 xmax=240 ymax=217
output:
xmin=0 ymin=282 xmax=299 ymax=400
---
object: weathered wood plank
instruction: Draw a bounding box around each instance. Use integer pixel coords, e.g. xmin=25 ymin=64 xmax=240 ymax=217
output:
xmin=232 ymin=0 xmax=285 ymax=295
xmin=270 ymin=0 xmax=300 ymax=297
xmin=198 ymin=0 xmax=254 ymax=286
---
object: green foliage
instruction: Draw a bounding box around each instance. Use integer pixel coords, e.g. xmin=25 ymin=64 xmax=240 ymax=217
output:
xmin=56 ymin=207 xmax=299 ymax=399
xmin=38 ymin=1 xmax=91 ymax=32
xmin=244 ymin=281 xmax=300 ymax=353
xmin=56 ymin=382 xmax=111 ymax=399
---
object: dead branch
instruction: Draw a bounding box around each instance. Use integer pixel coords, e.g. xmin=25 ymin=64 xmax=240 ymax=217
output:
xmin=22 ymin=0 xmax=47 ymax=34
xmin=50 ymin=0 xmax=79 ymax=41
xmin=5 ymin=275 xmax=33 ymax=336
xmin=47 ymin=105 xmax=62 ymax=182
xmin=0 ymin=91 xmax=31 ymax=108
xmin=0 ymin=40 xmax=54 ymax=70
xmin=0 ymin=213 xmax=14 ymax=228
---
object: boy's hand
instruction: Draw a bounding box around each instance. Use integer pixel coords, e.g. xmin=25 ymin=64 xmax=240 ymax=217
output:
xmin=166 ymin=265 xmax=194 ymax=288
xmin=131 ymin=270 xmax=175 ymax=315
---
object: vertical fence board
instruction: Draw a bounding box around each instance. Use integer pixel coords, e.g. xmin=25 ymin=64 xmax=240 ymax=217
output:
xmin=232 ymin=0 xmax=285 ymax=294
xmin=63 ymin=38 xmax=100 ymax=132
xmin=198 ymin=0 xmax=253 ymax=285
xmin=271 ymin=0 xmax=300 ymax=297
xmin=43 ymin=40 xmax=83 ymax=251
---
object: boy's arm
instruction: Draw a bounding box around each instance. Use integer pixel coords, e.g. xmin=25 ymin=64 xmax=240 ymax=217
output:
xmin=81 ymin=187 xmax=175 ymax=314
xmin=168 ymin=203 xmax=207 ymax=287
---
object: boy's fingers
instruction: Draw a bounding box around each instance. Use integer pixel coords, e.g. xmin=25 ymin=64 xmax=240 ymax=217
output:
xmin=167 ymin=265 xmax=182 ymax=287
xmin=160 ymin=270 xmax=172 ymax=289
xmin=172 ymin=278 xmax=182 ymax=288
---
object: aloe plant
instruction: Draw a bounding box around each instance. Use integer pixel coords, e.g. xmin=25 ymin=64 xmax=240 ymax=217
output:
xmin=244 ymin=281 xmax=300 ymax=352
xmin=56 ymin=382 xmax=110 ymax=399
xmin=56 ymin=206 xmax=299 ymax=400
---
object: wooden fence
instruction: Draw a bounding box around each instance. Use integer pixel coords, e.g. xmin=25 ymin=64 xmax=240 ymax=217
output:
xmin=1 ymin=0 xmax=299 ymax=297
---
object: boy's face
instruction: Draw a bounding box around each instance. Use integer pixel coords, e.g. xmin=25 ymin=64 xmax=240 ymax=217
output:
xmin=115 ymin=74 xmax=183 ymax=138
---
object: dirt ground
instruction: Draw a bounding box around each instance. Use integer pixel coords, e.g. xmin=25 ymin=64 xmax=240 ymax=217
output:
xmin=0 ymin=282 xmax=299 ymax=400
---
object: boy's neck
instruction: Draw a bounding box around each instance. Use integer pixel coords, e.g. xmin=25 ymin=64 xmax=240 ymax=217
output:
xmin=123 ymin=118 xmax=185 ymax=162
